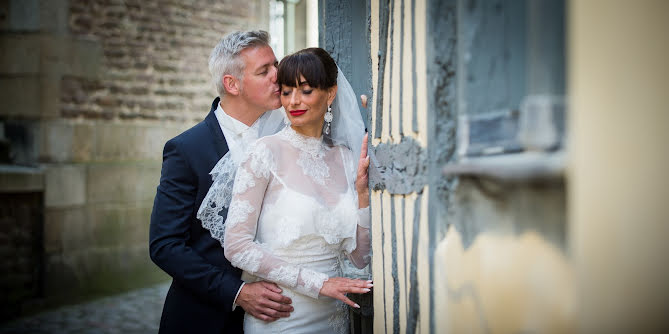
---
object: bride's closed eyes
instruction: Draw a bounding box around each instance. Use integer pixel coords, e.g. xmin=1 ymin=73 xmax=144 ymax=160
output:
xmin=281 ymin=88 xmax=313 ymax=96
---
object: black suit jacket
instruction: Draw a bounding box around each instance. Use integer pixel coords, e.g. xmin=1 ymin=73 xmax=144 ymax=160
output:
xmin=149 ymin=97 xmax=244 ymax=333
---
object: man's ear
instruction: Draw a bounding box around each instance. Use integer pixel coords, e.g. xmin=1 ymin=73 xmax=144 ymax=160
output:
xmin=223 ymin=75 xmax=240 ymax=96
xmin=327 ymin=86 xmax=338 ymax=106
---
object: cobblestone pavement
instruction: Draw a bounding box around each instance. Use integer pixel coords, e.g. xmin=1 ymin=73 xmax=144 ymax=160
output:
xmin=0 ymin=282 xmax=170 ymax=334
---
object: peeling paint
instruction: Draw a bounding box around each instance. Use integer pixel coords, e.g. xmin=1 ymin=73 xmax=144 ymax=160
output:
xmin=370 ymin=137 xmax=427 ymax=194
xmin=434 ymin=226 xmax=575 ymax=333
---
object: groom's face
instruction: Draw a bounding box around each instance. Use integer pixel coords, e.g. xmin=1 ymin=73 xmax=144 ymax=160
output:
xmin=239 ymin=45 xmax=281 ymax=112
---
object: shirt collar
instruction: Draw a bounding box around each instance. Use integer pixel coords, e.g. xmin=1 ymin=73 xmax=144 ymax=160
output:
xmin=215 ymin=102 xmax=253 ymax=137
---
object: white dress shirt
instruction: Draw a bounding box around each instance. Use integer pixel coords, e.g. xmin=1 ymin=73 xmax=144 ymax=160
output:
xmin=215 ymin=103 xmax=260 ymax=165
xmin=214 ymin=102 xmax=260 ymax=310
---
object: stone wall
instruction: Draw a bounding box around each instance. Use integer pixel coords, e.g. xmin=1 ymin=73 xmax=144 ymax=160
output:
xmin=0 ymin=0 xmax=269 ymax=315
xmin=64 ymin=0 xmax=268 ymax=122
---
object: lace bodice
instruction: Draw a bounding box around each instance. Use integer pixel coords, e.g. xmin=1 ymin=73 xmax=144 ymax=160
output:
xmin=202 ymin=126 xmax=370 ymax=300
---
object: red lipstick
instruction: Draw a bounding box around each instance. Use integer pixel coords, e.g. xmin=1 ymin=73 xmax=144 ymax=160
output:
xmin=290 ymin=109 xmax=306 ymax=116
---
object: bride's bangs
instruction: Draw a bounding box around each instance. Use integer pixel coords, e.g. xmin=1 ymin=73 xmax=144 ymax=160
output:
xmin=278 ymin=52 xmax=328 ymax=89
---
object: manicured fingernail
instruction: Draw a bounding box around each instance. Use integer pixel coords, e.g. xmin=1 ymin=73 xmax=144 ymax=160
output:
xmin=354 ymin=303 xmax=360 ymax=308
xmin=363 ymin=288 xmax=370 ymax=292
xmin=367 ymin=284 xmax=374 ymax=288
xmin=366 ymin=280 xmax=373 ymax=283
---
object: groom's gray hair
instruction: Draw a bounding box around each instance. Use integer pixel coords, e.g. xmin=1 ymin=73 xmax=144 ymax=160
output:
xmin=209 ymin=30 xmax=271 ymax=98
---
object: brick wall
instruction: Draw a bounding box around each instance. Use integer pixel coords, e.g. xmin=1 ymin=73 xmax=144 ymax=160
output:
xmin=0 ymin=0 xmax=270 ymax=312
xmin=64 ymin=0 xmax=268 ymax=122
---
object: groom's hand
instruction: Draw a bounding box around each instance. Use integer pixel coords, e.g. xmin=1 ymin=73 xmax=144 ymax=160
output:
xmin=237 ymin=281 xmax=293 ymax=322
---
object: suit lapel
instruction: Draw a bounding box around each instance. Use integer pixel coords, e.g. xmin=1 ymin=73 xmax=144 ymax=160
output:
xmin=205 ymin=97 xmax=229 ymax=159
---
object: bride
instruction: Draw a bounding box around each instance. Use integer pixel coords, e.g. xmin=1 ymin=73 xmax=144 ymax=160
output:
xmin=199 ymin=47 xmax=373 ymax=333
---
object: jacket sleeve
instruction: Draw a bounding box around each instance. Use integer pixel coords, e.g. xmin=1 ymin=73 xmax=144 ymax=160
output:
xmin=149 ymin=138 xmax=243 ymax=310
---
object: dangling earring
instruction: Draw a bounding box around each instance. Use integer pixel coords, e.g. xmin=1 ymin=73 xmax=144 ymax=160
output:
xmin=324 ymin=105 xmax=333 ymax=135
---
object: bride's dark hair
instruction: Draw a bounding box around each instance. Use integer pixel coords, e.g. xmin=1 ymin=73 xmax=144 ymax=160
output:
xmin=277 ymin=48 xmax=338 ymax=89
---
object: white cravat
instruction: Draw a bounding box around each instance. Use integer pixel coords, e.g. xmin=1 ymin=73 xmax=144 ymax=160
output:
xmin=213 ymin=102 xmax=259 ymax=311
xmin=214 ymin=103 xmax=260 ymax=165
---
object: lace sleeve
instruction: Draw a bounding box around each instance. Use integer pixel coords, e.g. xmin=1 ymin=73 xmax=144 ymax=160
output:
xmin=338 ymin=146 xmax=372 ymax=269
xmin=223 ymin=141 xmax=329 ymax=299
xmin=345 ymin=207 xmax=371 ymax=269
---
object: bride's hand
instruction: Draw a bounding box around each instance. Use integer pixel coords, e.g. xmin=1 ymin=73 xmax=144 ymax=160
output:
xmin=355 ymin=133 xmax=370 ymax=209
xmin=319 ymin=277 xmax=373 ymax=308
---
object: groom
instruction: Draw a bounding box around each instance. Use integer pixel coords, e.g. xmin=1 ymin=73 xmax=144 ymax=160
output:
xmin=149 ymin=30 xmax=292 ymax=333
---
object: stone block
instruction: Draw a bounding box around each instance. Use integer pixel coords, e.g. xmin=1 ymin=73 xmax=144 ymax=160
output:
xmin=0 ymin=77 xmax=41 ymax=118
xmin=94 ymin=124 xmax=134 ymax=161
xmin=96 ymin=122 xmax=172 ymax=161
xmin=44 ymin=246 xmax=167 ymax=301
xmin=133 ymin=125 xmax=171 ymax=161
xmin=41 ymin=35 xmax=103 ymax=79
xmin=86 ymin=163 xmax=160 ymax=204
xmin=43 ymin=208 xmax=63 ymax=254
xmin=0 ymin=34 xmax=41 ymax=75
xmin=69 ymin=37 xmax=103 ymax=79
xmin=44 ymin=164 xmax=86 ymax=208
xmin=41 ymin=121 xmax=73 ymax=163
xmin=44 ymin=206 xmax=88 ymax=253
xmin=40 ymin=76 xmax=62 ymax=118
xmin=135 ymin=164 xmax=162 ymax=202
xmin=94 ymin=123 xmax=174 ymax=161
xmin=7 ymin=0 xmax=40 ymax=32
xmin=43 ymin=253 xmax=82 ymax=299
xmin=86 ymin=164 xmax=124 ymax=204
xmin=87 ymin=204 xmax=124 ymax=248
xmin=41 ymin=121 xmax=95 ymax=163
xmin=39 ymin=0 xmax=68 ymax=33
xmin=71 ymin=123 xmax=96 ymax=162
xmin=109 ymin=244 xmax=169 ymax=288
xmin=122 ymin=204 xmax=153 ymax=246
xmin=0 ymin=165 xmax=44 ymax=192
xmin=38 ymin=35 xmax=67 ymax=77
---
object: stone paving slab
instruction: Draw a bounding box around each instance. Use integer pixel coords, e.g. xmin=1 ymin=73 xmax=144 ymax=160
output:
xmin=0 ymin=282 xmax=169 ymax=334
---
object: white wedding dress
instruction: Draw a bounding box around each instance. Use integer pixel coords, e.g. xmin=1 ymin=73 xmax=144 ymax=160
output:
xmin=202 ymin=126 xmax=370 ymax=334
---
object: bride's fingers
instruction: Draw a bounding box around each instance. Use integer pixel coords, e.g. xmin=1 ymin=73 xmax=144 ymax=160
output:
xmin=346 ymin=286 xmax=372 ymax=294
xmin=357 ymin=157 xmax=370 ymax=181
xmin=359 ymin=133 xmax=369 ymax=159
xmin=338 ymin=278 xmax=372 ymax=290
xmin=349 ymin=279 xmax=372 ymax=288
xmin=337 ymin=294 xmax=360 ymax=309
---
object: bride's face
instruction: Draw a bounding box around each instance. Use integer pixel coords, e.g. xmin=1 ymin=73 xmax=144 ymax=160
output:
xmin=280 ymin=75 xmax=337 ymax=136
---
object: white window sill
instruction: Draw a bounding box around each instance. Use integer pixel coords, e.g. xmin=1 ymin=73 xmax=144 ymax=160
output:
xmin=442 ymin=150 xmax=566 ymax=181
